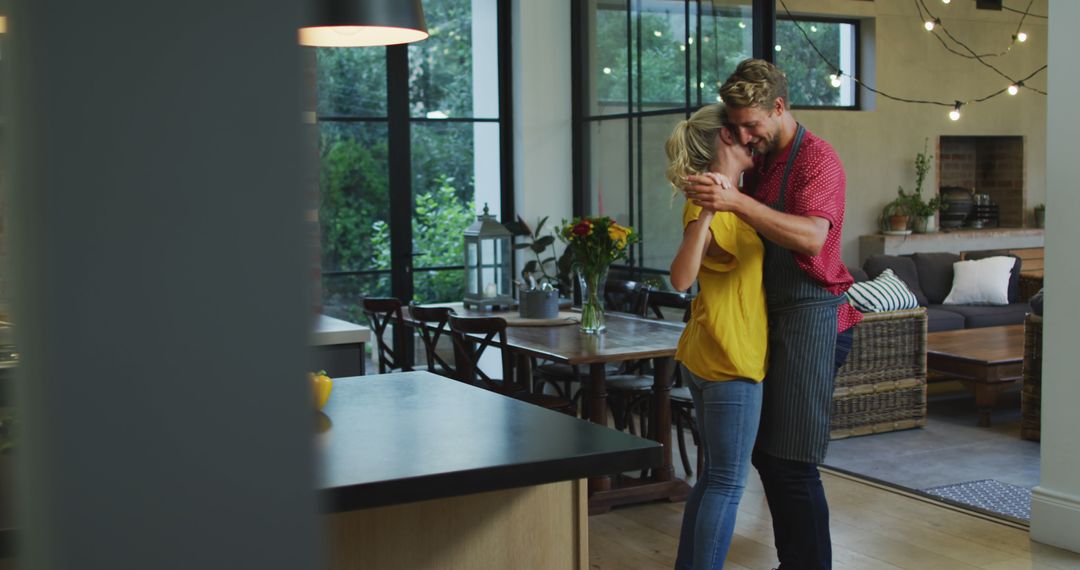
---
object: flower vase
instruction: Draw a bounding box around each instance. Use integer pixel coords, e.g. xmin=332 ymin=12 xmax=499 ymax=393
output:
xmin=576 ymin=265 xmax=609 ymax=333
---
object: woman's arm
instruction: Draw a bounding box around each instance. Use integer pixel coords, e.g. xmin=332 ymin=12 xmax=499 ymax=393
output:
xmin=670 ymin=211 xmax=733 ymax=292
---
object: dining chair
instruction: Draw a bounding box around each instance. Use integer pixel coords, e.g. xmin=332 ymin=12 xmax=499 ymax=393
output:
xmin=361 ymin=297 xmax=413 ymax=374
xmin=448 ymin=314 xmax=577 ymax=416
xmin=408 ymin=303 xmax=458 ymax=380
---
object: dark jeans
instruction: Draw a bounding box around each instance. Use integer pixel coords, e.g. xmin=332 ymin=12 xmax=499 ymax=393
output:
xmin=753 ymin=327 xmax=854 ymax=570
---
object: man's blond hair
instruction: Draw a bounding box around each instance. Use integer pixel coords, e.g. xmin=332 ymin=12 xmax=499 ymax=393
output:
xmin=719 ymin=59 xmax=788 ymax=111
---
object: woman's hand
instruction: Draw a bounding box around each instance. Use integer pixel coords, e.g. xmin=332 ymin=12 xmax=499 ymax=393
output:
xmin=684 ymin=173 xmax=745 ymax=213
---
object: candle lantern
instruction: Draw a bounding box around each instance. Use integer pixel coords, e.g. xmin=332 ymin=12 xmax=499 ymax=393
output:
xmin=463 ymin=203 xmax=514 ymax=309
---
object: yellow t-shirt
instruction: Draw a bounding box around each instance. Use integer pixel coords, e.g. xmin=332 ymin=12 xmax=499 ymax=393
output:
xmin=674 ymin=201 xmax=768 ymax=382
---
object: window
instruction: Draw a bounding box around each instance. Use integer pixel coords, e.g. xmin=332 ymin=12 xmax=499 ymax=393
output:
xmin=316 ymin=0 xmax=512 ymax=321
xmin=776 ymin=17 xmax=859 ymax=109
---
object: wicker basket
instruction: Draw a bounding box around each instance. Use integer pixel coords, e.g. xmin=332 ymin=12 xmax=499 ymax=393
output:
xmin=1021 ymin=313 xmax=1043 ymax=441
xmin=831 ymin=307 xmax=928 ymax=440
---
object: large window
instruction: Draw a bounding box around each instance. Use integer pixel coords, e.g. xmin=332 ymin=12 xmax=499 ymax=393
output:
xmin=574 ymin=0 xmax=766 ymax=279
xmin=316 ymin=0 xmax=512 ymax=321
xmin=776 ymin=17 xmax=859 ymax=109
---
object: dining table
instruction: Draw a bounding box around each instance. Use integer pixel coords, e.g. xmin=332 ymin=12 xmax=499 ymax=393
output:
xmin=404 ymin=303 xmax=692 ymax=513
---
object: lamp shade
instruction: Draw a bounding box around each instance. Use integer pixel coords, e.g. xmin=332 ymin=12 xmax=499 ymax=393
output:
xmin=300 ymin=0 xmax=428 ymax=47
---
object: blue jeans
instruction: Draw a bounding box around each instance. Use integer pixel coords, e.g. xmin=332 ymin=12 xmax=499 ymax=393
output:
xmin=675 ymin=366 xmax=763 ymax=570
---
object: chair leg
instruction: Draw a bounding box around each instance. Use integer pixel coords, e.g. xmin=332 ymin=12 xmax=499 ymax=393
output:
xmin=675 ymin=409 xmax=693 ymax=477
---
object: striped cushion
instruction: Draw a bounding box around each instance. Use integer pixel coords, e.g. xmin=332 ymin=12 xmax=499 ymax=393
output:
xmin=845 ymin=268 xmax=919 ymax=313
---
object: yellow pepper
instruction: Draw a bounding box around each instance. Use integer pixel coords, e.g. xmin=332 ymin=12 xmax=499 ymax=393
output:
xmin=309 ymin=370 xmax=333 ymax=410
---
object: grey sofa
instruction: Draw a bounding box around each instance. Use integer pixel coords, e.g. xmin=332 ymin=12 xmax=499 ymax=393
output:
xmin=849 ymin=252 xmax=1031 ymax=333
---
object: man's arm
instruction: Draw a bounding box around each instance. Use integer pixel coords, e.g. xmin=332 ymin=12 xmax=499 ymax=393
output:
xmin=684 ymin=173 xmax=830 ymax=257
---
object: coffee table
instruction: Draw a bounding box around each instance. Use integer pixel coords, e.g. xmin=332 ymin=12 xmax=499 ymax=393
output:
xmin=926 ymin=324 xmax=1024 ymax=427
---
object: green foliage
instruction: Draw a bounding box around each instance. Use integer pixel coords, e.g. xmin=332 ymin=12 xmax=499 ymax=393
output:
xmin=776 ymin=20 xmax=846 ymax=107
xmin=897 ymin=140 xmax=944 ymax=217
xmin=514 ymin=216 xmax=560 ymax=288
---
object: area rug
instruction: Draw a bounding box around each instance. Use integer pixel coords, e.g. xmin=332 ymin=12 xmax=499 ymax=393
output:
xmin=921 ymin=479 xmax=1031 ymax=521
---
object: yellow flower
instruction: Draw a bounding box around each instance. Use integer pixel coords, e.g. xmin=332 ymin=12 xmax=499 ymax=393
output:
xmin=608 ymin=223 xmax=629 ymax=247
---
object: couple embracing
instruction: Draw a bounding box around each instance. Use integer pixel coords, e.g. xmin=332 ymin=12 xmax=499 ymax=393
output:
xmin=667 ymin=59 xmax=862 ymax=570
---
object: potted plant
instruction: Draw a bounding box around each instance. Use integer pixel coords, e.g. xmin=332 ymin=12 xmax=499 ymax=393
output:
xmin=880 ymin=193 xmax=912 ymax=232
xmin=513 ymin=216 xmax=561 ymax=318
xmin=898 ymin=140 xmax=946 ymax=233
xmin=1034 ymin=203 xmax=1046 ymax=228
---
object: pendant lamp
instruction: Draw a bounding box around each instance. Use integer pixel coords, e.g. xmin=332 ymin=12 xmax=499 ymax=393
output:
xmin=300 ymin=0 xmax=428 ymax=47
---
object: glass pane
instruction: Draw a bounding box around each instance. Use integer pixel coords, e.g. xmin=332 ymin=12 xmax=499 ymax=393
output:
xmin=696 ymin=1 xmax=753 ymax=107
xmin=587 ymin=118 xmax=631 ymax=223
xmin=639 ymin=113 xmax=689 ymax=275
xmin=319 ymin=122 xmax=390 ymax=273
xmin=322 ymin=273 xmax=391 ymax=322
xmin=585 ymin=0 xmax=629 ymax=116
xmin=633 ymin=1 xmax=688 ymax=110
xmin=776 ymin=19 xmax=857 ymax=107
xmin=414 ymin=269 xmax=465 ymax=304
xmin=409 ymin=0 xmax=499 ymax=119
xmin=411 ymin=122 xmax=499 ymax=301
xmin=316 ymin=47 xmax=387 ymax=117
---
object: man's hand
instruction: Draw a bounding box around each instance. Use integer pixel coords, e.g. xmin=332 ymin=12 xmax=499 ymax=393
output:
xmin=683 ymin=173 xmax=745 ymax=213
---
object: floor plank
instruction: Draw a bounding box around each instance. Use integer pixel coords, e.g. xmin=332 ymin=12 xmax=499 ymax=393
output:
xmin=589 ymin=470 xmax=1080 ymax=569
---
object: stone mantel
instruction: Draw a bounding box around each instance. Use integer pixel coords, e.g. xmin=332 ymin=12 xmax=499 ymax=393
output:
xmin=859 ymin=228 xmax=1045 ymax=263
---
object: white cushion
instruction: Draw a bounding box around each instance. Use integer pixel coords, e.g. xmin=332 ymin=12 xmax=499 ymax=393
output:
xmin=846 ymin=268 xmax=919 ymax=313
xmin=943 ymin=256 xmax=1014 ymax=306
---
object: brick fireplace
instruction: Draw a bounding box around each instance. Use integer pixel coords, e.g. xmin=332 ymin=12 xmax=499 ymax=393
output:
xmin=938 ymin=136 xmax=1025 ymax=228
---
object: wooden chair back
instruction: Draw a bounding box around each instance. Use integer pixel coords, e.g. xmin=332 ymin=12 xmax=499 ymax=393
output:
xmin=362 ymin=297 xmax=411 ymax=374
xmin=645 ymin=287 xmax=694 ymax=323
xmin=604 ymin=279 xmax=648 ymax=316
xmin=408 ymin=304 xmax=457 ymax=379
xmin=448 ymin=315 xmax=515 ymax=394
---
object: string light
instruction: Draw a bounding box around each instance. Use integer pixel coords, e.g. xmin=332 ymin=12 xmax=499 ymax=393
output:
xmin=924 ymin=19 xmax=938 ymax=31
xmin=775 ymin=0 xmax=1047 ymax=123
xmin=1017 ymin=32 xmax=1028 ymax=42
xmin=1008 ymin=84 xmax=1019 ymax=95
xmin=653 ymin=30 xmax=662 ymax=37
xmin=775 ymin=44 xmax=782 ymax=52
xmin=942 ymin=0 xmax=951 ymax=4
xmin=737 ymin=21 xmax=746 ymax=29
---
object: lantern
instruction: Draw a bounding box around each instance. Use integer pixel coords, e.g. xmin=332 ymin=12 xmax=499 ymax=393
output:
xmin=463 ymin=204 xmax=514 ymax=309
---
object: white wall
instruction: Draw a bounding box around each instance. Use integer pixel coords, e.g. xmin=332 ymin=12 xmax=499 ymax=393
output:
xmin=785 ymin=0 xmax=1048 ymax=265
xmin=1030 ymin=0 xmax=1080 ymax=553
xmin=512 ymin=0 xmax=574 ymax=241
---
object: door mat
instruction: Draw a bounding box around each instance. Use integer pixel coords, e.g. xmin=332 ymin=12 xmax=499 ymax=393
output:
xmin=921 ymin=479 xmax=1031 ymax=521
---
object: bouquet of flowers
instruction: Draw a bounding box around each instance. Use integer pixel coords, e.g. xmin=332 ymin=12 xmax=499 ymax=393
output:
xmin=557 ymin=216 xmax=639 ymax=332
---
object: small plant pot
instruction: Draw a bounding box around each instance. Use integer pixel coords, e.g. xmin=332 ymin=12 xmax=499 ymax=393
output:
xmin=912 ymin=215 xmax=937 ymax=234
xmin=888 ymin=215 xmax=910 ymax=232
xmin=518 ymin=289 xmax=559 ymax=319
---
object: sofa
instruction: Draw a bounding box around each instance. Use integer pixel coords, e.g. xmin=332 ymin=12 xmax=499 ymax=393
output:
xmin=849 ymin=251 xmax=1033 ymax=332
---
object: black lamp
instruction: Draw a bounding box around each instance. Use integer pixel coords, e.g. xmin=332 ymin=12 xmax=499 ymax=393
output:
xmin=300 ymin=0 xmax=428 ymax=47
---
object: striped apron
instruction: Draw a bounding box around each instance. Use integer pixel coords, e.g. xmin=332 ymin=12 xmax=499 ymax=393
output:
xmin=755 ymin=124 xmax=845 ymax=464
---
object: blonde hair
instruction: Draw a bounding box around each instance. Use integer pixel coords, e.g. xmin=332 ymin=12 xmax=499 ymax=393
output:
xmin=719 ymin=58 xmax=788 ymax=111
xmin=665 ymin=104 xmax=726 ymax=194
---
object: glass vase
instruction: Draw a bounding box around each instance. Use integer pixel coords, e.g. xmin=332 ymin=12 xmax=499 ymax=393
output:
xmin=576 ymin=264 xmax=609 ymax=334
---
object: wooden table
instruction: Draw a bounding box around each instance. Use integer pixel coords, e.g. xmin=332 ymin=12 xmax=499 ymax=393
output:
xmin=927 ymin=324 xmax=1025 ymax=427
xmin=405 ymin=304 xmax=691 ymax=513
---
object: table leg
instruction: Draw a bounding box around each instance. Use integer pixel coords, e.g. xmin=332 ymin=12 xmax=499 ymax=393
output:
xmin=651 ymin=356 xmax=674 ymax=483
xmin=358 ymin=343 xmax=366 ymax=376
xmin=587 ymin=363 xmax=611 ymax=494
xmin=515 ymin=354 xmax=533 ymax=393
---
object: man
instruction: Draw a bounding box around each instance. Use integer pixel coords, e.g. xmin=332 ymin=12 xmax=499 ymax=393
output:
xmin=684 ymin=59 xmax=861 ymax=570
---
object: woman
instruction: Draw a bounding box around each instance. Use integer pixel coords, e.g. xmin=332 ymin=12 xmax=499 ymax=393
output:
xmin=666 ymin=103 xmax=767 ymax=569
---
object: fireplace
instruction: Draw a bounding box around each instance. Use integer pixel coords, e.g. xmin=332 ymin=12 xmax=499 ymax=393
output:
xmin=938 ymin=136 xmax=1025 ymax=228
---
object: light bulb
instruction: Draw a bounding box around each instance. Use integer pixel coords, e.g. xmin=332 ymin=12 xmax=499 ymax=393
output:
xmin=698 ymin=82 xmax=704 ymax=89
xmin=775 ymin=44 xmax=782 ymax=52
xmin=810 ymin=25 xmax=818 ymax=33
xmin=716 ymin=95 xmax=723 ymax=102
xmin=830 ymin=74 xmax=843 ymax=88
xmin=942 ymin=0 xmax=951 ymax=4
xmin=679 ymin=45 xmax=686 ymax=52
xmin=653 ymin=30 xmax=662 ymax=37
xmin=603 ymin=67 xmax=612 ymax=75
xmin=1007 ymin=84 xmax=1019 ymax=95
xmin=924 ymin=21 xmax=936 ymax=31
xmin=1017 ymin=32 xmax=1028 ymax=42
xmin=949 ymin=108 xmax=961 ymax=121
xmin=688 ymin=37 xmax=694 ymax=45
xmin=738 ymin=22 xmax=747 ymax=30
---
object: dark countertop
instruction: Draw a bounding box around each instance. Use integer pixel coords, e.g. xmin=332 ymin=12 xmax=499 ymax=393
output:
xmin=317 ymin=371 xmax=662 ymax=512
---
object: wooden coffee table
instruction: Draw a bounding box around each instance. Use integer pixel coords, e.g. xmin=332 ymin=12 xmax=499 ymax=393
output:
xmin=927 ymin=324 xmax=1025 ymax=427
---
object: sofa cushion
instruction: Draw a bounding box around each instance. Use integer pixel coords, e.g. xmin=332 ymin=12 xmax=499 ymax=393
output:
xmin=848 ymin=266 xmax=869 ymax=283
xmin=939 ymin=303 xmax=1030 ymax=329
xmin=943 ymin=256 xmax=1015 ymax=306
xmin=964 ymin=250 xmax=1021 ymax=302
xmin=863 ymin=254 xmax=928 ymax=307
xmin=926 ymin=306 xmax=967 ymax=332
xmin=845 ymin=269 xmax=920 ymax=313
xmin=911 ymin=252 xmax=961 ymax=304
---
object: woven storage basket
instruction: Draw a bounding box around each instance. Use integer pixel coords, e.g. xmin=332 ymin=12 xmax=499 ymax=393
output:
xmin=831 ymin=307 xmax=928 ymax=440
xmin=1021 ymin=313 xmax=1042 ymax=441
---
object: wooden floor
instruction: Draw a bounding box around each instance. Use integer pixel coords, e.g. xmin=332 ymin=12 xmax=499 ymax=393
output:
xmin=589 ymin=469 xmax=1080 ymax=569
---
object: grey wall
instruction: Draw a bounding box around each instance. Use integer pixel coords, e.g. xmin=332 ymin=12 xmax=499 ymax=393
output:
xmin=9 ymin=1 xmax=320 ymax=568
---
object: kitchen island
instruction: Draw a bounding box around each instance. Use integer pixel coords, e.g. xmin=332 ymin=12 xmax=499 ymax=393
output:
xmin=318 ymin=371 xmax=661 ymax=569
